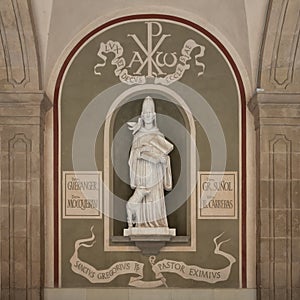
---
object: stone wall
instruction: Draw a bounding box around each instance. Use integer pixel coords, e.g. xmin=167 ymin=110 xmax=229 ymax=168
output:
xmin=0 ymin=1 xmax=46 ymax=299
xmin=252 ymin=0 xmax=300 ymax=299
xmin=249 ymin=93 xmax=300 ymax=300
xmin=0 ymin=92 xmax=49 ymax=300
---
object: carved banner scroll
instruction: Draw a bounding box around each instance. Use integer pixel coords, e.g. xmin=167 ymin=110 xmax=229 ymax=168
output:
xmin=70 ymin=228 xmax=236 ymax=287
xmin=70 ymin=227 xmax=144 ymax=284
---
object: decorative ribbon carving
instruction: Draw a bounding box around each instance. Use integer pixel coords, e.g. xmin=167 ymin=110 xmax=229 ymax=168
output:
xmin=94 ymin=39 xmax=205 ymax=86
xmin=70 ymin=228 xmax=236 ymax=287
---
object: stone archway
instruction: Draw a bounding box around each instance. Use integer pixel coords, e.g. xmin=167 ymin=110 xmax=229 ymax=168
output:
xmin=103 ymin=85 xmax=197 ymax=252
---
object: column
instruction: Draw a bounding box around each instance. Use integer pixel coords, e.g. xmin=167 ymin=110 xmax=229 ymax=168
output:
xmin=249 ymin=92 xmax=300 ymax=300
xmin=0 ymin=92 xmax=50 ymax=300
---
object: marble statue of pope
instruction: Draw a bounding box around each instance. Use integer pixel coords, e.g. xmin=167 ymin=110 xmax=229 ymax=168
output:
xmin=126 ymin=96 xmax=173 ymax=228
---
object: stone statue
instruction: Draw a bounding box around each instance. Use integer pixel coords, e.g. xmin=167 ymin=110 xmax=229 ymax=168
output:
xmin=126 ymin=96 xmax=173 ymax=228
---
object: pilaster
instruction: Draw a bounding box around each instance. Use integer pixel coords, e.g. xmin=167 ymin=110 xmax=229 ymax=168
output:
xmin=249 ymin=92 xmax=300 ymax=300
xmin=0 ymin=92 xmax=50 ymax=300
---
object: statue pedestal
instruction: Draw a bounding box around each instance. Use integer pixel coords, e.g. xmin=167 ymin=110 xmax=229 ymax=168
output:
xmin=123 ymin=227 xmax=176 ymax=255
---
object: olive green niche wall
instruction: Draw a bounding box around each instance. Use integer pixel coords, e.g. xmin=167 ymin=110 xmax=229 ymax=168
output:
xmin=59 ymin=18 xmax=240 ymax=288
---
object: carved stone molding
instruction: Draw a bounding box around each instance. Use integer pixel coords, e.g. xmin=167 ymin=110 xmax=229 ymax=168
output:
xmin=268 ymin=134 xmax=292 ymax=299
xmin=248 ymin=92 xmax=300 ymax=129
xmin=8 ymin=134 xmax=32 ymax=293
xmin=259 ymin=0 xmax=300 ymax=92
xmin=0 ymin=0 xmax=39 ymax=90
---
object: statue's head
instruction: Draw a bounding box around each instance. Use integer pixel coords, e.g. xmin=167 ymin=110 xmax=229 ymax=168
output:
xmin=141 ymin=96 xmax=156 ymax=126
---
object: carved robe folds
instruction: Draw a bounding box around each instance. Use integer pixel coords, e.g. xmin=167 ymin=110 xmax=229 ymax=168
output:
xmin=128 ymin=129 xmax=173 ymax=227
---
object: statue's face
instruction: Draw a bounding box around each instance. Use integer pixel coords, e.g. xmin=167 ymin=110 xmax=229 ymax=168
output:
xmin=142 ymin=106 xmax=155 ymax=125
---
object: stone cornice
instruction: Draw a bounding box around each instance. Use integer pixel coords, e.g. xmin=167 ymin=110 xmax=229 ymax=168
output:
xmin=249 ymin=92 xmax=300 ymax=108
xmin=248 ymin=92 xmax=300 ymax=129
xmin=0 ymin=90 xmax=44 ymax=101
xmin=0 ymin=91 xmax=52 ymax=117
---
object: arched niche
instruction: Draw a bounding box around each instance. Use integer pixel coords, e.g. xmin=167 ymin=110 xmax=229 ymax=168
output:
xmin=102 ymin=86 xmax=197 ymax=251
xmin=53 ymin=15 xmax=247 ymax=289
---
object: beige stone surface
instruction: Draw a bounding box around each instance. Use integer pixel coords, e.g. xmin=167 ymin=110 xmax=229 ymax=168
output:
xmin=0 ymin=0 xmax=39 ymax=90
xmin=0 ymin=93 xmax=48 ymax=300
xmin=250 ymin=92 xmax=300 ymax=299
xmin=259 ymin=0 xmax=300 ymax=92
xmin=44 ymin=288 xmax=86 ymax=300
xmin=44 ymin=288 xmax=256 ymax=300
